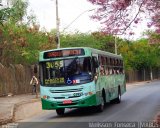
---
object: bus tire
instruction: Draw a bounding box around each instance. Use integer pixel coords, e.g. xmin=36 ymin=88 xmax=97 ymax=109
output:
xmin=115 ymin=87 xmax=121 ymax=104
xmin=102 ymin=89 xmax=106 ymax=104
xmin=97 ymin=97 xmax=105 ymax=112
xmin=56 ymin=108 xmax=65 ymax=116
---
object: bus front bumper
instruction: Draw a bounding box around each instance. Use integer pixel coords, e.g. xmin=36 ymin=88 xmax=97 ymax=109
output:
xmin=41 ymin=94 xmax=97 ymax=110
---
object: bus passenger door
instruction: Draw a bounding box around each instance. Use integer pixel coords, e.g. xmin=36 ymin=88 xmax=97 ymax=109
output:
xmin=92 ymin=55 xmax=101 ymax=99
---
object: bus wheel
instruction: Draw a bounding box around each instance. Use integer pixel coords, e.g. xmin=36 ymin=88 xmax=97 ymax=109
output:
xmin=56 ymin=108 xmax=65 ymax=116
xmin=115 ymin=88 xmax=121 ymax=104
xmin=97 ymin=97 xmax=104 ymax=112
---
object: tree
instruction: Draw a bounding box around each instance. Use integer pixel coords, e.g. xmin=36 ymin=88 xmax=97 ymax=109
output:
xmin=0 ymin=0 xmax=28 ymax=26
xmin=60 ymin=32 xmax=99 ymax=48
xmin=0 ymin=7 xmax=11 ymax=26
xmin=9 ymin=0 xmax=28 ymax=23
xmin=0 ymin=0 xmax=57 ymax=65
xmin=119 ymin=38 xmax=160 ymax=80
xmin=87 ymin=0 xmax=160 ymax=35
xmin=60 ymin=31 xmax=116 ymax=53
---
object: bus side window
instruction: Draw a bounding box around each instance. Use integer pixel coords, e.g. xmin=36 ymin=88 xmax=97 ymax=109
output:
xmin=105 ymin=57 xmax=108 ymax=75
xmin=117 ymin=59 xmax=120 ymax=74
xmin=101 ymin=56 xmax=106 ymax=75
xmin=119 ymin=68 xmax=123 ymax=74
xmin=105 ymin=68 xmax=109 ymax=75
xmin=119 ymin=60 xmax=124 ymax=74
xmin=109 ymin=68 xmax=112 ymax=75
xmin=112 ymin=68 xmax=115 ymax=74
xmin=100 ymin=65 xmax=105 ymax=75
xmin=110 ymin=58 xmax=114 ymax=75
xmin=92 ymin=56 xmax=99 ymax=74
xmin=113 ymin=59 xmax=115 ymax=74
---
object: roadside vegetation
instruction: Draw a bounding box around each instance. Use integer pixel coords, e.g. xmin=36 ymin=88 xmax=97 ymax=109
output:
xmin=0 ymin=0 xmax=56 ymax=65
xmin=0 ymin=0 xmax=159 ymax=73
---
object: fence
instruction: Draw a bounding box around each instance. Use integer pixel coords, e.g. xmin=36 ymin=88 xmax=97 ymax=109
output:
xmin=0 ymin=64 xmax=160 ymax=96
xmin=125 ymin=68 xmax=160 ymax=83
xmin=0 ymin=64 xmax=37 ymax=96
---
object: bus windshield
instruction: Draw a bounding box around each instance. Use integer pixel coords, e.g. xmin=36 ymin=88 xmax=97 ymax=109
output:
xmin=40 ymin=57 xmax=92 ymax=86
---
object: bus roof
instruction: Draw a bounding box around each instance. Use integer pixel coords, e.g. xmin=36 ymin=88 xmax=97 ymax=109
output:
xmin=39 ymin=47 xmax=122 ymax=60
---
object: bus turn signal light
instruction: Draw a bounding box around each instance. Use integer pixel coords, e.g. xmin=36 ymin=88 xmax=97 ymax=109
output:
xmin=43 ymin=95 xmax=47 ymax=99
xmin=88 ymin=92 xmax=93 ymax=95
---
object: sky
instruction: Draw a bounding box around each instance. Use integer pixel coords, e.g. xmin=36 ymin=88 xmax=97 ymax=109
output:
xmin=27 ymin=0 xmax=149 ymax=40
xmin=27 ymin=0 xmax=100 ymax=33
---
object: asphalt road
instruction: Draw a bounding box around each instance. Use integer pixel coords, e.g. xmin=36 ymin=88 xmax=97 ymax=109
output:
xmin=18 ymin=80 xmax=160 ymax=128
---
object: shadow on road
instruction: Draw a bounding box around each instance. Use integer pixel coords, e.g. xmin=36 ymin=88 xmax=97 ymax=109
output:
xmin=49 ymin=103 xmax=116 ymax=119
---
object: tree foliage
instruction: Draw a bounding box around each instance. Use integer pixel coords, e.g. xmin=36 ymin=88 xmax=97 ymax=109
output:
xmin=0 ymin=7 xmax=10 ymax=26
xmin=87 ymin=0 xmax=160 ymax=35
xmin=0 ymin=22 xmax=57 ymax=65
xmin=0 ymin=0 xmax=28 ymax=26
xmin=10 ymin=0 xmax=28 ymax=23
xmin=61 ymin=32 xmax=159 ymax=70
xmin=0 ymin=0 xmax=159 ymax=71
xmin=0 ymin=0 xmax=57 ymax=65
xmin=119 ymin=38 xmax=160 ymax=70
xmin=60 ymin=31 xmax=115 ymax=53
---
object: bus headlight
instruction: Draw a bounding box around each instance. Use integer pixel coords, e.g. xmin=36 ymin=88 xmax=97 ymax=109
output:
xmin=84 ymin=92 xmax=93 ymax=96
xmin=42 ymin=95 xmax=50 ymax=99
xmin=88 ymin=92 xmax=93 ymax=95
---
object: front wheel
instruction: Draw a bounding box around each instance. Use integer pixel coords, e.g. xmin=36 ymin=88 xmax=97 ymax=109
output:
xmin=56 ymin=108 xmax=65 ymax=116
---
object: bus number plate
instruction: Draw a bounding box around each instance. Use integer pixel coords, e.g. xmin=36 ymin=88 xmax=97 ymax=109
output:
xmin=63 ymin=100 xmax=72 ymax=104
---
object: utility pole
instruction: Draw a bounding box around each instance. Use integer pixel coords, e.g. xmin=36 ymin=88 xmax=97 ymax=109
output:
xmin=56 ymin=0 xmax=60 ymax=48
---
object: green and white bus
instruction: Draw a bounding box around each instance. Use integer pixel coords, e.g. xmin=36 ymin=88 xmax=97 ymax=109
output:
xmin=39 ymin=47 xmax=126 ymax=115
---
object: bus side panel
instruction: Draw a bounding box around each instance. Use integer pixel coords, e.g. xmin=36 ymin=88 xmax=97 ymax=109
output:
xmin=96 ymin=74 xmax=126 ymax=102
xmin=119 ymin=74 xmax=126 ymax=95
xmin=107 ymin=75 xmax=117 ymax=101
xmin=113 ymin=74 xmax=126 ymax=100
xmin=95 ymin=75 xmax=111 ymax=104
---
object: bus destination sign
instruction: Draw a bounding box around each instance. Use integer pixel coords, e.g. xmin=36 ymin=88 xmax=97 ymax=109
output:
xmin=43 ymin=49 xmax=85 ymax=59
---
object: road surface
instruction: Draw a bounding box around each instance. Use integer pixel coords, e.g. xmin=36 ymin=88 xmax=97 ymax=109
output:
xmin=18 ymin=80 xmax=160 ymax=128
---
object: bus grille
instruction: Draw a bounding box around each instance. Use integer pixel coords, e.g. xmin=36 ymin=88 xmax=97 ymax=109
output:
xmin=53 ymin=97 xmax=65 ymax=99
xmin=50 ymin=88 xmax=83 ymax=93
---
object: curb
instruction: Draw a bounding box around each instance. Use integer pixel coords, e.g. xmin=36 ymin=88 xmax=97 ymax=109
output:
xmin=12 ymin=99 xmax=42 ymax=122
xmin=126 ymin=80 xmax=150 ymax=86
xmin=0 ymin=98 xmax=41 ymax=125
xmin=0 ymin=105 xmax=15 ymax=125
